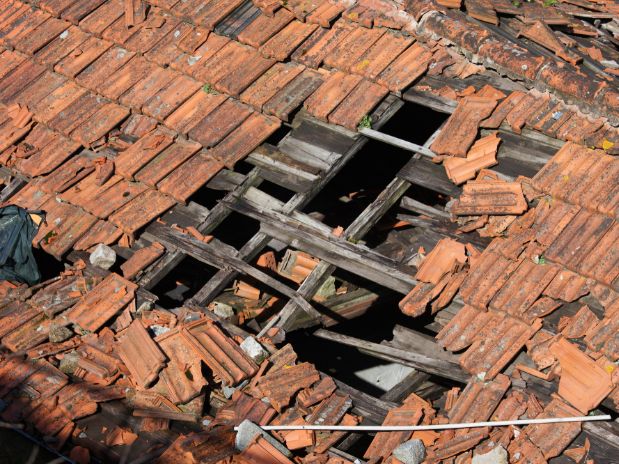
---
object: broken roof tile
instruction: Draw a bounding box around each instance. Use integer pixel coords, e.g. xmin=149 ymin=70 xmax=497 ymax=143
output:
xmin=74 ymin=219 xmax=122 ymax=250
xmin=257 ymin=361 xmax=319 ymax=412
xmin=118 ymin=319 xmax=166 ymax=387
xmin=430 ymin=96 xmax=498 ymax=157
xmin=364 ymin=398 xmax=422 ymax=460
xmin=523 ymin=398 xmax=582 ymax=459
xmin=114 ymin=129 xmax=175 ymax=179
xmin=156 ymin=330 xmax=207 ymax=404
xmin=542 ymin=269 xmax=589 ymax=302
xmin=449 ymin=373 xmax=510 ymax=423
xmin=444 ymin=132 xmax=500 ymax=185
xmin=66 ymin=273 xmax=137 ymax=332
xmin=416 ymin=238 xmax=466 ymax=285
xmin=70 ymin=102 xmax=129 ymax=146
xmin=54 ymin=35 xmax=112 ymax=78
xmin=181 ymin=319 xmax=258 ymax=386
xmin=560 ymin=305 xmax=599 ymax=339
xmin=550 ymin=338 xmax=613 ymax=412
xmin=452 ymin=180 xmax=528 ymax=216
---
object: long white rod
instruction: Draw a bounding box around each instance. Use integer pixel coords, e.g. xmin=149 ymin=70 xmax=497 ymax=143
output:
xmin=234 ymin=415 xmax=611 ymax=432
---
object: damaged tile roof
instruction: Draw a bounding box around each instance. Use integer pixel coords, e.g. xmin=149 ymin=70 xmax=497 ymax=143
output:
xmin=0 ymin=0 xmax=618 ymax=462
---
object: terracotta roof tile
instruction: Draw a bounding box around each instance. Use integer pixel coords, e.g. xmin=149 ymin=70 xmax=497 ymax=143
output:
xmin=163 ymin=90 xmax=225 ymax=134
xmin=306 ymin=2 xmax=345 ymax=27
xmin=114 ymin=129 xmax=174 ymax=179
xmin=532 ymin=199 xmax=580 ymax=248
xmin=364 ymin=399 xmax=422 ymax=460
xmin=157 ymin=152 xmax=223 ymax=203
xmin=297 ymin=376 xmax=337 ymax=408
xmin=39 ymin=202 xmax=98 ymax=259
xmin=99 ymin=56 xmax=158 ymax=100
xmin=108 ymin=188 xmax=176 ymax=234
xmin=188 ymin=98 xmax=253 ymax=148
xmin=124 ymin=12 xmax=179 ymax=52
xmin=174 ymin=25 xmax=208 ymax=55
xmin=101 ymin=14 xmax=144 ymax=44
xmin=257 ymin=361 xmax=319 ymax=411
xmin=263 ymin=68 xmax=324 ymax=121
xmin=70 ymin=102 xmax=129 ymax=146
xmin=237 ymin=8 xmax=294 ymax=48
xmin=118 ymin=320 xmax=166 ymax=387
xmin=66 ymin=273 xmax=137 ymax=332
xmin=489 ymin=259 xmax=559 ymax=316
xmin=0 ymin=59 xmax=46 ymax=105
xmin=303 ymin=71 xmax=362 ymax=122
xmin=452 ymin=180 xmax=528 ymax=216
xmin=291 ymin=19 xmax=355 ymax=69
xmin=196 ymin=0 xmax=246 ymax=30
xmin=78 ymin=0 xmax=123 ymax=36
xmin=0 ymin=49 xmax=27 ymax=81
xmin=323 ymin=25 xmax=383 ymax=71
xmin=213 ymin=49 xmax=275 ymax=97
xmin=240 ymin=62 xmax=305 ymax=111
xmin=142 ymin=74 xmax=201 ymax=121
xmin=350 ymin=31 xmax=412 ymax=80
xmin=560 ymin=305 xmax=599 ymax=339
xmin=15 ymin=130 xmax=81 ymax=177
xmin=585 ymin=315 xmax=619 ymax=361
xmin=17 ymin=17 xmax=69 ymax=55
xmin=542 ymin=269 xmax=589 ymax=302
xmin=431 ymin=96 xmax=499 ymax=157
xmin=260 ymin=19 xmax=318 ymax=61
xmin=60 ymin=0 xmax=108 ymax=25
xmin=30 ymin=81 xmax=86 ymax=124
xmin=190 ymin=39 xmax=246 ymax=83
xmin=523 ymin=397 xmax=582 ymax=459
xmin=74 ymin=219 xmax=122 ymax=250
xmin=171 ymin=30 xmax=230 ymax=76
xmin=54 ymin=35 xmax=112 ymax=78
xmin=437 ymin=305 xmax=499 ymax=351
xmin=118 ymin=65 xmax=177 ymax=109
xmin=211 ymin=112 xmax=281 ymax=169
xmin=460 ymin=312 xmax=542 ymax=379
xmin=181 ymin=318 xmax=258 ymax=386
xmin=37 ymin=154 xmax=95 ymax=194
xmin=545 ymin=209 xmax=613 ymax=269
xmin=416 ymin=238 xmax=467 ymax=285
xmin=143 ymin=21 xmax=192 ymax=65
xmin=46 ymin=91 xmax=104 ymax=136
xmin=459 ymin=251 xmax=520 ymax=308
xmin=376 ymin=41 xmax=433 ymax=93
xmin=0 ymin=356 xmax=40 ymax=397
xmin=444 ymin=132 xmax=500 ymax=185
xmin=328 ymin=79 xmax=388 ymax=130
xmin=449 ymin=373 xmax=510 ymax=423
xmin=155 ymin=331 xmax=207 ymax=404
xmin=1 ymin=7 xmax=50 ymax=49
xmin=120 ymin=242 xmax=164 ymax=279
xmin=134 ymin=138 xmax=201 ymax=187
xmin=540 ymin=61 xmax=607 ymax=104
xmin=550 ymin=338 xmax=613 ymax=412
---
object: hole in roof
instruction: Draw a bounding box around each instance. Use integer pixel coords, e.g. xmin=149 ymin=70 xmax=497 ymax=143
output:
xmin=379 ymin=101 xmax=449 ymax=144
xmin=210 ymin=211 xmax=260 ymax=249
xmin=150 ymin=256 xmax=219 ymax=309
xmin=34 ymin=248 xmax=65 ymax=282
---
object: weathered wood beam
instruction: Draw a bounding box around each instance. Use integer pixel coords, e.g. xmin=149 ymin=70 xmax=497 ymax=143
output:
xmin=359 ymin=127 xmax=436 ymax=158
xmin=314 ymin=329 xmax=468 ymax=383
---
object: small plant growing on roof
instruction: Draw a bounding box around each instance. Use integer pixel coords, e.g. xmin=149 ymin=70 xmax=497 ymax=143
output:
xmin=202 ymin=83 xmax=216 ymax=94
xmin=358 ymin=115 xmax=372 ymax=130
xmin=543 ymin=0 xmax=557 ymax=6
xmin=511 ymin=0 xmax=521 ymax=6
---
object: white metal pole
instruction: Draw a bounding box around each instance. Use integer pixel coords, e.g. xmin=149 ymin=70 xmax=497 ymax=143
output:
xmin=234 ymin=415 xmax=611 ymax=432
